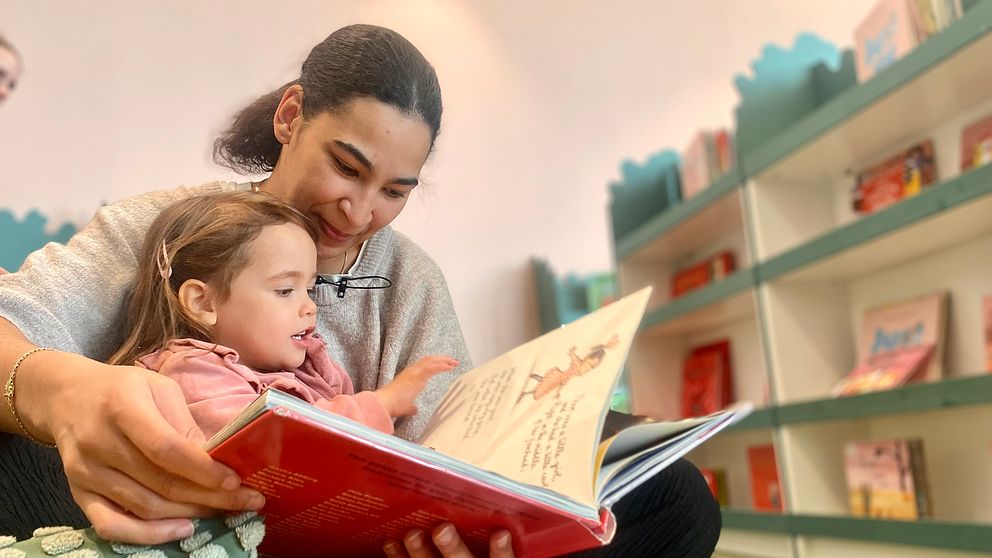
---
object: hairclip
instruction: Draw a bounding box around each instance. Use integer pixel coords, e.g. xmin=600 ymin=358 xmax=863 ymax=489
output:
xmin=157 ymin=240 xmax=173 ymax=280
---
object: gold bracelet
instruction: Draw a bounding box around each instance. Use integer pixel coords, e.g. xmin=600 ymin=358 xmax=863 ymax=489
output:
xmin=4 ymin=347 xmax=57 ymax=447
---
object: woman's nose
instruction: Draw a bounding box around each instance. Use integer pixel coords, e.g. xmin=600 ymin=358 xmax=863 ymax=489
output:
xmin=339 ymin=194 xmax=373 ymax=229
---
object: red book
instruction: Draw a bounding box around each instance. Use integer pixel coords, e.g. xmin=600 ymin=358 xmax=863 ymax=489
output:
xmin=671 ymin=251 xmax=736 ymax=298
xmin=205 ymin=289 xmax=753 ymax=557
xmin=852 ymin=140 xmax=936 ymax=214
xmin=681 ymin=340 xmax=733 ymax=418
xmin=961 ymin=113 xmax=992 ymax=171
xmin=747 ymin=445 xmax=783 ymax=512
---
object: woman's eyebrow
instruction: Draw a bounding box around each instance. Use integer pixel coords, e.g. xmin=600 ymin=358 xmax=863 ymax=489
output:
xmin=333 ymin=140 xmax=419 ymax=186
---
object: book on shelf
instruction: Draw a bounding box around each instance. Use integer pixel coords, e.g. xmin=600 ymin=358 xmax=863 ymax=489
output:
xmin=680 ymin=340 xmax=733 ymax=418
xmin=843 ymin=438 xmax=932 ymax=520
xmin=851 ymin=139 xmax=936 ymax=215
xmin=854 ymin=0 xmax=921 ymax=82
xmin=747 ymin=444 xmax=783 ymax=512
xmin=680 ymin=129 xmax=734 ymax=199
xmin=671 ymin=251 xmax=736 ymax=299
xmin=699 ymin=468 xmax=728 ymax=506
xmin=204 ymin=288 xmax=753 ymax=558
xmin=854 ymin=0 xmax=963 ymax=82
xmin=961 ymin=112 xmax=992 ymax=171
xmin=983 ymin=294 xmax=992 ymax=372
xmin=832 ymin=291 xmax=948 ymax=396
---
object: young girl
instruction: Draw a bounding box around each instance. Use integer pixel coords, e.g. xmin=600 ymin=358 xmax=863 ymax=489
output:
xmin=108 ymin=190 xmax=457 ymax=439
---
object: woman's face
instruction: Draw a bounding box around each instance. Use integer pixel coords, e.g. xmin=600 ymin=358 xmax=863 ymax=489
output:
xmin=0 ymin=47 xmax=21 ymax=104
xmin=267 ymin=95 xmax=432 ymax=273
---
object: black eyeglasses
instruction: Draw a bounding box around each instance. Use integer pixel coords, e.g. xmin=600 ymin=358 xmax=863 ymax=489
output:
xmin=315 ymin=274 xmax=392 ymax=298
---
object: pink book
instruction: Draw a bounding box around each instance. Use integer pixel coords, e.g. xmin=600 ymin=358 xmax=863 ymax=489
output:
xmin=681 ymin=131 xmax=713 ymax=199
xmin=854 ymin=0 xmax=920 ymax=82
xmin=832 ymin=345 xmax=933 ymax=396
xmin=856 ymin=292 xmax=947 ymax=383
xmin=844 ymin=439 xmax=931 ymax=519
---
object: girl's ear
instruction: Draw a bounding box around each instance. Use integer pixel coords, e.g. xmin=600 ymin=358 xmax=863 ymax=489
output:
xmin=178 ymin=279 xmax=218 ymax=327
xmin=273 ymin=84 xmax=305 ymax=145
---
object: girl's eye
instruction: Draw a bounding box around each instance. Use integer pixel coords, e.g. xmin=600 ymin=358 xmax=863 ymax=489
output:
xmin=276 ymin=288 xmax=294 ymax=297
xmin=306 ymin=287 xmax=317 ymax=300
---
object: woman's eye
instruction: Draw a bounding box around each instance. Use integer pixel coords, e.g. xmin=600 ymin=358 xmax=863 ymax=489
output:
xmin=335 ymin=159 xmax=359 ymax=178
xmin=385 ymin=188 xmax=407 ymax=200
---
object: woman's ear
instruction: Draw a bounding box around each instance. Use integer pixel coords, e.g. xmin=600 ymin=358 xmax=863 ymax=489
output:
xmin=178 ymin=279 xmax=218 ymax=327
xmin=273 ymin=84 xmax=305 ymax=145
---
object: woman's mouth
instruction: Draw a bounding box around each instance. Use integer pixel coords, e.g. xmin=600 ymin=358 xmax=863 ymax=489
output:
xmin=317 ymin=217 xmax=354 ymax=243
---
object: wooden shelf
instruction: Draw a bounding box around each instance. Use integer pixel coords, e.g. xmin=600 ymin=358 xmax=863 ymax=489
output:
xmin=616 ymin=170 xmax=744 ymax=262
xmin=721 ymin=509 xmax=790 ymax=534
xmin=743 ymin=0 xmax=992 ymax=182
xmin=776 ymin=374 xmax=992 ymax=425
xmin=758 ymin=163 xmax=992 ymax=282
xmin=722 ymin=511 xmax=992 ymax=553
xmin=789 ymin=515 xmax=992 ymax=554
xmin=638 ymin=269 xmax=756 ymax=336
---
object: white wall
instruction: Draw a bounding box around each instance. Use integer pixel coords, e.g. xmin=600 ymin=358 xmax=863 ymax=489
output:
xmin=0 ymin=0 xmax=871 ymax=363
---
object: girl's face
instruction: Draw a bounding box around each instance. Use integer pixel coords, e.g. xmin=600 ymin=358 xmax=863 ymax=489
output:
xmin=210 ymin=223 xmax=318 ymax=372
xmin=0 ymin=47 xmax=21 ymax=104
xmin=265 ymin=96 xmax=433 ymax=275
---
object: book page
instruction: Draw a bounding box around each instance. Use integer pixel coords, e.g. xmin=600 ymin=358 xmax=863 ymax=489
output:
xmin=417 ymin=288 xmax=651 ymax=508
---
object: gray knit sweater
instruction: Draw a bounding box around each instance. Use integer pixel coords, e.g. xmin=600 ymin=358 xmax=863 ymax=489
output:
xmin=0 ymin=181 xmax=472 ymax=441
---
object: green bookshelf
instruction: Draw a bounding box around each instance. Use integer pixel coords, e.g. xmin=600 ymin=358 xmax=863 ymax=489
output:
xmin=789 ymin=515 xmax=992 ymax=554
xmin=615 ymin=169 xmax=743 ymax=260
xmin=638 ymin=268 xmax=757 ymax=334
xmin=721 ymin=509 xmax=790 ymax=534
xmin=776 ymin=374 xmax=992 ymax=425
xmin=741 ymin=0 xmax=992 ymax=178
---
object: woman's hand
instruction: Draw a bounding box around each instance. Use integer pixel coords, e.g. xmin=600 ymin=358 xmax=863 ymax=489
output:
xmin=383 ymin=524 xmax=515 ymax=558
xmin=18 ymin=350 xmax=265 ymax=544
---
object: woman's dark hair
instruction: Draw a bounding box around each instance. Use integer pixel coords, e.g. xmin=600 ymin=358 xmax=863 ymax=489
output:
xmin=214 ymin=24 xmax=442 ymax=174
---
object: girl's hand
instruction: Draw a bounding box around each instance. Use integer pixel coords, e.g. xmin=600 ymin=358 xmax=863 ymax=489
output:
xmin=383 ymin=524 xmax=515 ymax=558
xmin=19 ymin=350 xmax=265 ymax=543
xmin=376 ymin=355 xmax=458 ymax=417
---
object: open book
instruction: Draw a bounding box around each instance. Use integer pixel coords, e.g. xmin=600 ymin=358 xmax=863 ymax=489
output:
xmin=205 ymin=288 xmax=752 ymax=557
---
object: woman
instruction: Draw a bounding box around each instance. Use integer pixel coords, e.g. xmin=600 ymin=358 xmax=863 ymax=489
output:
xmin=0 ymin=24 xmax=717 ymax=557
xmin=0 ymin=33 xmax=22 ymax=105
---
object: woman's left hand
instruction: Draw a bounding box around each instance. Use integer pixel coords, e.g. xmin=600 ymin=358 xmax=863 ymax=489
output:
xmin=382 ymin=524 xmax=514 ymax=558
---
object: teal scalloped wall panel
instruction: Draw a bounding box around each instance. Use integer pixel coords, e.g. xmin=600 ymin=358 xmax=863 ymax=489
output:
xmin=609 ymin=149 xmax=682 ymax=243
xmin=734 ymin=33 xmax=856 ymax=158
xmin=0 ymin=209 xmax=77 ymax=271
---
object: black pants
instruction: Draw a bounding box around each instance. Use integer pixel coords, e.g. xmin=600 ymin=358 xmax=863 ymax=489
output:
xmin=565 ymin=458 xmax=721 ymax=558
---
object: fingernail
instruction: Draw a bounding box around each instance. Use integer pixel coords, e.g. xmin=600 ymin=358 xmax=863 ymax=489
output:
xmin=405 ymin=530 xmax=424 ymax=550
xmin=221 ymin=475 xmax=241 ymax=491
xmin=382 ymin=540 xmax=401 ymax=556
xmin=175 ymin=520 xmax=195 ymax=539
xmin=248 ymin=492 xmax=266 ymax=510
xmin=435 ymin=524 xmax=454 ymax=545
xmin=494 ymin=530 xmax=510 ymax=549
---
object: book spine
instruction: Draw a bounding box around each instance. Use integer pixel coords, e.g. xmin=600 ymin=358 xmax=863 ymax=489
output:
xmin=909 ymin=439 xmax=933 ymax=517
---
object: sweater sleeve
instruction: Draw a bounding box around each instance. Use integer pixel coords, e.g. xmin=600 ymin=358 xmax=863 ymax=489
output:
xmin=0 ymin=184 xmax=231 ymax=361
xmin=139 ymin=347 xmax=263 ymax=440
xmin=313 ymin=393 xmax=394 ymax=435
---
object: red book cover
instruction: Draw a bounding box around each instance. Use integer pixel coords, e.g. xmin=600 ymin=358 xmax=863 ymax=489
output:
xmin=204 ymin=289 xmax=753 ymax=557
xmin=681 ymin=340 xmax=733 ymax=418
xmin=209 ymin=403 xmax=612 ymax=558
xmin=671 ymin=251 xmax=736 ymax=299
xmin=747 ymin=445 xmax=783 ymax=512
xmin=843 ymin=438 xmax=932 ymax=519
xmin=699 ymin=468 xmax=728 ymax=506
xmin=961 ymin=113 xmax=992 ymax=171
xmin=852 ymin=140 xmax=936 ymax=214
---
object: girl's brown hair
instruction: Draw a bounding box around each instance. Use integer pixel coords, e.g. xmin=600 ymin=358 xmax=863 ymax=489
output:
xmin=108 ymin=191 xmax=318 ymax=366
